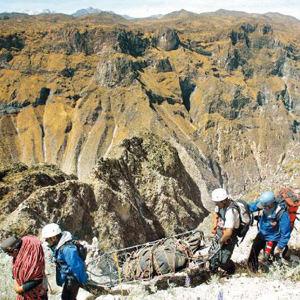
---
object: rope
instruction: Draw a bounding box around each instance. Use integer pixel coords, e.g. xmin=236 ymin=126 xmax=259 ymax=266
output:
xmin=86 ymin=231 xmax=220 ymax=288
xmin=87 ymin=229 xmax=198 ymax=267
xmin=12 ymin=236 xmax=47 ymax=300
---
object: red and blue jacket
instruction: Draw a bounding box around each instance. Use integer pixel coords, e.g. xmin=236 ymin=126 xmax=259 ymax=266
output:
xmin=249 ymin=200 xmax=291 ymax=248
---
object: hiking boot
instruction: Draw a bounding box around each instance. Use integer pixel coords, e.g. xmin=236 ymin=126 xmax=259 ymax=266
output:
xmin=209 ymin=266 xmax=218 ymax=275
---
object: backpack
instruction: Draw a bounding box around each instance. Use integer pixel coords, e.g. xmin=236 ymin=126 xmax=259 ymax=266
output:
xmin=276 ymin=188 xmax=300 ymax=230
xmin=228 ymin=200 xmax=252 ymax=242
xmin=183 ymin=230 xmax=205 ymax=254
xmin=123 ymin=245 xmax=155 ymax=280
xmin=56 ymin=240 xmax=88 ymax=264
xmin=152 ymin=238 xmax=188 ymax=275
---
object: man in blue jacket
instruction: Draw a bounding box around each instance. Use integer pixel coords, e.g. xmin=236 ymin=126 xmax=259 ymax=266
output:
xmin=42 ymin=223 xmax=88 ymax=300
xmin=247 ymin=191 xmax=291 ymax=272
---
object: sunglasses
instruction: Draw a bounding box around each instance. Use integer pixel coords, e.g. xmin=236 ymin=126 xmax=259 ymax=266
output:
xmin=262 ymin=204 xmax=273 ymax=209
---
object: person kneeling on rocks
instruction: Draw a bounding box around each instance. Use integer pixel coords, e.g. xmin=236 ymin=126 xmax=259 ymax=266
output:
xmin=247 ymin=191 xmax=291 ymax=272
xmin=209 ymin=188 xmax=240 ymax=275
xmin=0 ymin=235 xmax=48 ymax=300
xmin=42 ymin=223 xmax=88 ymax=300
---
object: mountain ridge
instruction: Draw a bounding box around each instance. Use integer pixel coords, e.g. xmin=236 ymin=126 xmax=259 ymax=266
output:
xmin=1 ymin=8 xmax=299 ymax=22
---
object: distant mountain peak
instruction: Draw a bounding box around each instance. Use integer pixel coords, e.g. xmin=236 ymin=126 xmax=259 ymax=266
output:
xmin=213 ymin=9 xmax=248 ymax=15
xmin=163 ymin=9 xmax=198 ymax=19
xmin=16 ymin=9 xmax=56 ymax=15
xmin=72 ymin=7 xmax=102 ymax=17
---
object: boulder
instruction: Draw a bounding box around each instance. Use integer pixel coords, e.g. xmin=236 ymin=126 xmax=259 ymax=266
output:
xmin=0 ymin=180 xmax=97 ymax=241
xmin=154 ymin=28 xmax=180 ymax=51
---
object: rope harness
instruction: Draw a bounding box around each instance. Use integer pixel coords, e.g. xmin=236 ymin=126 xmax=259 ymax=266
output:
xmin=86 ymin=230 xmax=220 ymax=288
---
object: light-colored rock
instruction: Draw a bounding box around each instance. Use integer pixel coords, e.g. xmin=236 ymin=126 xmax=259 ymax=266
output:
xmin=77 ymin=289 xmax=95 ymax=300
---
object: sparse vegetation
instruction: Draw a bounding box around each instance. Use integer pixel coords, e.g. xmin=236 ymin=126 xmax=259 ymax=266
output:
xmin=208 ymin=273 xmax=221 ymax=284
xmin=266 ymin=259 xmax=300 ymax=282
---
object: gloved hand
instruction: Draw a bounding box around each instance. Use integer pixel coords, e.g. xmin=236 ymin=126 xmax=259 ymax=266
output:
xmin=274 ymin=246 xmax=284 ymax=257
xmin=65 ymin=275 xmax=79 ymax=288
xmin=214 ymin=235 xmax=224 ymax=248
xmin=211 ymin=227 xmax=217 ymax=235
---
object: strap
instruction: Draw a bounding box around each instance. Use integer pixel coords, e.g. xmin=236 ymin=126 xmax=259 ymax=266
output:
xmin=222 ymin=201 xmax=240 ymax=223
xmin=227 ymin=201 xmax=242 ymax=232
xmin=256 ymin=211 xmax=261 ymax=230
xmin=229 ymin=201 xmax=252 ymax=244
xmin=55 ymin=241 xmax=74 ymax=268
xmin=275 ymin=205 xmax=285 ymax=221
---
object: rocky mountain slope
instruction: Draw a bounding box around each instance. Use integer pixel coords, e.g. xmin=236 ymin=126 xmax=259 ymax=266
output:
xmin=1 ymin=10 xmax=300 ymax=207
xmin=0 ymin=133 xmax=207 ymax=250
xmin=1 ymin=10 xmax=300 ymax=300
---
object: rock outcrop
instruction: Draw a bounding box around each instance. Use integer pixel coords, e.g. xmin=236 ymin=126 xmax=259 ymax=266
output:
xmin=0 ymin=180 xmax=97 ymax=240
xmin=94 ymin=54 xmax=140 ymax=87
xmin=0 ymin=163 xmax=74 ymax=219
xmin=90 ymin=133 xmax=208 ymax=249
xmin=154 ymin=28 xmax=181 ymax=51
xmin=0 ymin=134 xmax=208 ymax=249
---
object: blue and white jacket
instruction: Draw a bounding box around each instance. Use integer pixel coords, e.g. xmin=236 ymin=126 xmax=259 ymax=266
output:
xmin=51 ymin=231 xmax=88 ymax=286
xmin=249 ymin=200 xmax=291 ymax=248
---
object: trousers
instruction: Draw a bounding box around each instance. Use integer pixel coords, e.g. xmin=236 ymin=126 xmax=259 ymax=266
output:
xmin=210 ymin=229 xmax=237 ymax=275
xmin=247 ymin=232 xmax=277 ymax=272
xmin=61 ymin=277 xmax=81 ymax=300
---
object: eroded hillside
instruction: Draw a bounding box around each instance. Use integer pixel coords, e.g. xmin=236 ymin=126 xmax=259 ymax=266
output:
xmin=1 ymin=10 xmax=300 ymax=207
xmin=0 ymin=133 xmax=208 ymax=249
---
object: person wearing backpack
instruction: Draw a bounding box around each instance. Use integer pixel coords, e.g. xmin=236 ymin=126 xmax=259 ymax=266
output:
xmin=247 ymin=191 xmax=291 ymax=272
xmin=42 ymin=223 xmax=88 ymax=300
xmin=209 ymin=188 xmax=241 ymax=275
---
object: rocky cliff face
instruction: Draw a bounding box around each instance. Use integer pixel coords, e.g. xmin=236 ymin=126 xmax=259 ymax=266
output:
xmin=90 ymin=133 xmax=208 ymax=249
xmin=0 ymin=134 xmax=207 ymax=249
xmin=0 ymin=163 xmax=74 ymax=219
xmin=0 ymin=11 xmax=300 ymax=209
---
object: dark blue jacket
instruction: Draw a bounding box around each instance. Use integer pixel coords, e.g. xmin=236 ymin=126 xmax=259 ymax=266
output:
xmin=53 ymin=243 xmax=88 ymax=286
xmin=249 ymin=200 xmax=291 ymax=248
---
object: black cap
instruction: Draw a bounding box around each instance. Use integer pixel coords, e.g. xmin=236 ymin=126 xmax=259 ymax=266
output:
xmin=0 ymin=236 xmax=21 ymax=253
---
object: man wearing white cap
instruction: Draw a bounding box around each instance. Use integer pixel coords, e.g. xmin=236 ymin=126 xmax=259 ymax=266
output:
xmin=209 ymin=188 xmax=240 ymax=275
xmin=41 ymin=223 xmax=87 ymax=300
